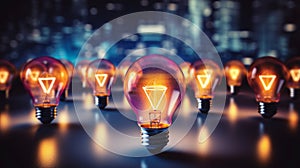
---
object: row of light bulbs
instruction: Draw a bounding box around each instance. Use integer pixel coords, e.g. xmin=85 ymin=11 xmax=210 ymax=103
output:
xmin=0 ymin=55 xmax=299 ymax=152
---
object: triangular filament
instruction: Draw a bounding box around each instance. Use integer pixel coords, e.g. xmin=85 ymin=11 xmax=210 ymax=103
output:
xmin=290 ymin=69 xmax=300 ymax=82
xmin=229 ymin=68 xmax=240 ymax=80
xmin=0 ymin=70 xmax=9 ymax=83
xmin=197 ymin=69 xmax=212 ymax=88
xmin=259 ymin=75 xmax=276 ymax=91
xmin=95 ymin=74 xmax=108 ymax=87
xmin=38 ymin=77 xmax=56 ymax=94
xmin=143 ymin=85 xmax=167 ymax=110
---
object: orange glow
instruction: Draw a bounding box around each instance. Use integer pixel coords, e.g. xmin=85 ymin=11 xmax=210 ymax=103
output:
xmin=143 ymin=85 xmax=167 ymax=110
xmin=198 ymin=127 xmax=210 ymax=156
xmin=227 ymin=98 xmax=238 ymax=124
xmin=0 ymin=70 xmax=9 ymax=83
xmin=95 ymin=74 xmax=108 ymax=87
xmin=289 ymin=103 xmax=298 ymax=132
xmin=140 ymin=123 xmax=170 ymax=129
xmin=259 ymin=75 xmax=276 ymax=91
xmin=38 ymin=77 xmax=56 ymax=94
xmin=0 ymin=111 xmax=10 ymax=132
xmin=27 ymin=69 xmax=40 ymax=81
xmin=257 ymin=134 xmax=271 ymax=164
xmin=58 ymin=106 xmax=69 ymax=133
xmin=37 ymin=138 xmax=57 ymax=167
xmin=290 ymin=69 xmax=300 ymax=82
xmin=197 ymin=69 xmax=212 ymax=88
xmin=229 ymin=68 xmax=240 ymax=80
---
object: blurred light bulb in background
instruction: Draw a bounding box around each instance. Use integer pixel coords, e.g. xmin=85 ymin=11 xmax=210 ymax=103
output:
xmin=124 ymin=55 xmax=185 ymax=153
xmin=190 ymin=59 xmax=222 ymax=113
xmin=20 ymin=56 xmax=69 ymax=124
xmin=247 ymin=56 xmax=288 ymax=119
xmin=224 ymin=60 xmax=247 ymax=95
xmin=179 ymin=61 xmax=192 ymax=85
xmin=60 ymin=59 xmax=74 ymax=101
xmin=0 ymin=60 xmax=16 ymax=100
xmin=285 ymin=57 xmax=300 ymax=99
xmin=86 ymin=59 xmax=115 ymax=109
xmin=75 ymin=60 xmax=90 ymax=88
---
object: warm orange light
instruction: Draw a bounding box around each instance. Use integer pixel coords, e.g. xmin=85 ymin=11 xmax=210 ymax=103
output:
xmin=289 ymin=103 xmax=298 ymax=132
xmin=196 ymin=69 xmax=212 ymax=89
xmin=259 ymin=75 xmax=276 ymax=91
xmin=0 ymin=70 xmax=9 ymax=83
xmin=290 ymin=69 xmax=300 ymax=82
xmin=38 ymin=77 xmax=56 ymax=94
xmin=95 ymin=74 xmax=108 ymax=87
xmin=227 ymin=97 xmax=238 ymax=124
xmin=37 ymin=138 xmax=57 ymax=167
xmin=229 ymin=68 xmax=240 ymax=80
xmin=257 ymin=134 xmax=271 ymax=164
xmin=143 ymin=85 xmax=167 ymax=111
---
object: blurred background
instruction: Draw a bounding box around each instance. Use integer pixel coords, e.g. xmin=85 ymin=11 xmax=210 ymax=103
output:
xmin=0 ymin=0 xmax=299 ymax=68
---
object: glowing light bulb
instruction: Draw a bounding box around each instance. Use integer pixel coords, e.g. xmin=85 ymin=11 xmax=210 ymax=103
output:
xmin=20 ymin=56 xmax=69 ymax=124
xmin=75 ymin=60 xmax=90 ymax=88
xmin=285 ymin=57 xmax=300 ymax=99
xmin=190 ymin=59 xmax=222 ymax=113
xmin=224 ymin=60 xmax=247 ymax=95
xmin=60 ymin=59 xmax=74 ymax=101
xmin=86 ymin=59 xmax=115 ymax=109
xmin=124 ymin=55 xmax=185 ymax=153
xmin=247 ymin=56 xmax=289 ymax=118
xmin=0 ymin=60 xmax=16 ymax=100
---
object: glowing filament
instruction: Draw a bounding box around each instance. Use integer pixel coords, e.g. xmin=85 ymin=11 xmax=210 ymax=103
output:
xmin=290 ymin=69 xmax=300 ymax=82
xmin=229 ymin=68 xmax=240 ymax=80
xmin=197 ymin=69 xmax=212 ymax=88
xmin=259 ymin=75 xmax=276 ymax=91
xmin=38 ymin=77 xmax=56 ymax=94
xmin=95 ymin=74 xmax=108 ymax=87
xmin=0 ymin=70 xmax=9 ymax=83
xmin=143 ymin=85 xmax=167 ymax=110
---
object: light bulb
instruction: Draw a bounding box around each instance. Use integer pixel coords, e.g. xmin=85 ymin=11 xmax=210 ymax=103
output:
xmin=20 ymin=56 xmax=69 ymax=124
xmin=247 ymin=56 xmax=289 ymax=118
xmin=86 ymin=59 xmax=115 ymax=109
xmin=0 ymin=60 xmax=16 ymax=100
xmin=224 ymin=60 xmax=247 ymax=95
xmin=75 ymin=60 xmax=90 ymax=88
xmin=60 ymin=59 xmax=74 ymax=101
xmin=179 ymin=61 xmax=192 ymax=85
xmin=190 ymin=59 xmax=222 ymax=113
xmin=124 ymin=55 xmax=185 ymax=153
xmin=285 ymin=57 xmax=300 ymax=99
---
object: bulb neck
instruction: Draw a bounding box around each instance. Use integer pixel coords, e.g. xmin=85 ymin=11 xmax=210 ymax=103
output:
xmin=95 ymin=96 xmax=108 ymax=109
xmin=229 ymin=85 xmax=239 ymax=95
xmin=140 ymin=127 xmax=169 ymax=154
xmin=197 ymin=98 xmax=211 ymax=113
xmin=258 ymin=102 xmax=277 ymax=119
xmin=35 ymin=106 xmax=57 ymax=124
xmin=289 ymin=88 xmax=299 ymax=99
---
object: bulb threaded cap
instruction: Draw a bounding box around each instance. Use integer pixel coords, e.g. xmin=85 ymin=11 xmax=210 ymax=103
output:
xmin=95 ymin=96 xmax=108 ymax=109
xmin=35 ymin=106 xmax=57 ymax=124
xmin=229 ymin=85 xmax=239 ymax=95
xmin=141 ymin=127 xmax=169 ymax=154
xmin=197 ymin=98 xmax=212 ymax=113
xmin=289 ymin=88 xmax=299 ymax=99
xmin=258 ymin=102 xmax=277 ymax=119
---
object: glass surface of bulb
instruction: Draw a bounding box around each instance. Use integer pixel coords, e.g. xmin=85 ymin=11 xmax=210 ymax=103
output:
xmin=247 ymin=56 xmax=289 ymax=118
xmin=60 ymin=59 xmax=74 ymax=100
xmin=179 ymin=61 xmax=192 ymax=85
xmin=285 ymin=57 xmax=300 ymax=99
xmin=86 ymin=59 xmax=115 ymax=109
xmin=124 ymin=55 xmax=185 ymax=152
xmin=0 ymin=60 xmax=16 ymax=99
xmin=20 ymin=56 xmax=69 ymax=124
xmin=224 ymin=60 xmax=247 ymax=95
xmin=75 ymin=60 xmax=90 ymax=88
xmin=190 ymin=59 xmax=222 ymax=113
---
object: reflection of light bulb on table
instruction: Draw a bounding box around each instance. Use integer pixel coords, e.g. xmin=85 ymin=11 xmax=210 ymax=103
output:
xmin=285 ymin=57 xmax=300 ymax=99
xmin=0 ymin=60 xmax=16 ymax=100
xmin=86 ymin=59 xmax=115 ymax=109
xmin=190 ymin=59 xmax=222 ymax=113
xmin=124 ymin=55 xmax=185 ymax=153
xmin=20 ymin=56 xmax=69 ymax=124
xmin=224 ymin=60 xmax=247 ymax=95
xmin=247 ymin=56 xmax=289 ymax=118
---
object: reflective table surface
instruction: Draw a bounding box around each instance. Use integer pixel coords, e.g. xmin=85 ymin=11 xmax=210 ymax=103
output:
xmin=1 ymin=79 xmax=300 ymax=168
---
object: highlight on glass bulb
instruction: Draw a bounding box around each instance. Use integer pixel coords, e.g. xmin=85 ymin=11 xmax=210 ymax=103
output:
xmin=0 ymin=60 xmax=16 ymax=100
xmin=247 ymin=56 xmax=289 ymax=119
xmin=224 ymin=60 xmax=247 ymax=95
xmin=86 ymin=59 xmax=115 ymax=109
xmin=285 ymin=57 xmax=300 ymax=99
xmin=179 ymin=61 xmax=192 ymax=85
xmin=124 ymin=55 xmax=185 ymax=153
xmin=190 ymin=59 xmax=222 ymax=113
xmin=60 ymin=59 xmax=74 ymax=101
xmin=75 ymin=60 xmax=90 ymax=88
xmin=20 ymin=56 xmax=69 ymax=124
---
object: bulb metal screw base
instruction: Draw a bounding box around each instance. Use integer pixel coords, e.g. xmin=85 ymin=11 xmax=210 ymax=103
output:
xmin=35 ymin=106 xmax=57 ymax=124
xmin=289 ymin=88 xmax=299 ymax=99
xmin=197 ymin=98 xmax=212 ymax=113
xmin=95 ymin=96 xmax=108 ymax=109
xmin=229 ymin=85 xmax=239 ymax=95
xmin=141 ymin=127 xmax=169 ymax=154
xmin=258 ymin=102 xmax=277 ymax=119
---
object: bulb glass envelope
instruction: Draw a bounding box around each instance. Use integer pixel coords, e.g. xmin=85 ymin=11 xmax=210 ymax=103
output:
xmin=224 ymin=60 xmax=247 ymax=87
xmin=286 ymin=57 xmax=300 ymax=89
xmin=0 ymin=60 xmax=16 ymax=91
